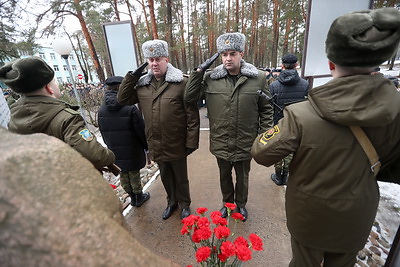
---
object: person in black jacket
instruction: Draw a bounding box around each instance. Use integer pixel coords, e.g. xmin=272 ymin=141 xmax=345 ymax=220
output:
xmin=98 ymin=76 xmax=150 ymax=207
xmin=269 ymin=54 xmax=309 ymax=185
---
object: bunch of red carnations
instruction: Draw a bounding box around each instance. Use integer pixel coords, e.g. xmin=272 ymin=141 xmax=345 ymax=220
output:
xmin=181 ymin=203 xmax=264 ymax=267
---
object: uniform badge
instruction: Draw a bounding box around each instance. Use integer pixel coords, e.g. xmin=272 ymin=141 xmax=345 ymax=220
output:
xmin=79 ymin=129 xmax=94 ymax=141
xmin=259 ymin=125 xmax=280 ymax=145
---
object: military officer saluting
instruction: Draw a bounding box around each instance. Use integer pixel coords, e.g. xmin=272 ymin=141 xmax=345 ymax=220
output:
xmin=0 ymin=56 xmax=116 ymax=172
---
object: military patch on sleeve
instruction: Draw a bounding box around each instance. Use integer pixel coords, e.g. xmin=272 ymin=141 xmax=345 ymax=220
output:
xmin=79 ymin=129 xmax=94 ymax=141
xmin=259 ymin=125 xmax=280 ymax=145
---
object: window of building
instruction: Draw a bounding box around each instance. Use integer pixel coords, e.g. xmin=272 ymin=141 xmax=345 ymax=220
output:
xmin=53 ymin=65 xmax=59 ymax=71
xmin=67 ymin=77 xmax=71 ymax=83
xmin=57 ymin=77 xmax=63 ymax=84
xmin=72 ymin=65 xmax=77 ymax=71
xmin=50 ymin=53 xmax=56 ymax=60
xmin=69 ymin=54 xmax=74 ymax=60
xmin=39 ymin=52 xmax=46 ymax=59
xmin=63 ymin=65 xmax=68 ymax=71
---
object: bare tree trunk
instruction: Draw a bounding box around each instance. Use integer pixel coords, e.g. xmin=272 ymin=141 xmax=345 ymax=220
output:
xmin=148 ymin=0 xmax=158 ymax=39
xmin=226 ymin=0 xmax=231 ymax=32
xmin=282 ymin=17 xmax=291 ymax=56
xmin=271 ymin=0 xmax=280 ymax=68
xmin=113 ymin=0 xmax=120 ymax=21
xmin=178 ymin=0 xmax=187 ymax=72
xmin=166 ymin=0 xmax=176 ymax=66
xmin=125 ymin=0 xmax=143 ymax=64
xmin=137 ymin=0 xmax=152 ymax=36
xmin=235 ymin=0 xmax=239 ymax=32
xmin=74 ymin=0 xmax=105 ymax=82
xmin=192 ymin=0 xmax=200 ymax=68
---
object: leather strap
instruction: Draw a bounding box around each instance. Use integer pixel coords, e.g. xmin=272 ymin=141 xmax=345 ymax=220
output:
xmin=349 ymin=126 xmax=381 ymax=176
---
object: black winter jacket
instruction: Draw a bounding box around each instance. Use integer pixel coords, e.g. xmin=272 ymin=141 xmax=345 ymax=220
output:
xmin=98 ymin=90 xmax=148 ymax=172
xmin=269 ymin=69 xmax=309 ymax=124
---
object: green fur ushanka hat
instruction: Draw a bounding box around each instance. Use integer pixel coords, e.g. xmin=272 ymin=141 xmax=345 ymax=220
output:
xmin=142 ymin=39 xmax=169 ymax=58
xmin=0 ymin=56 xmax=55 ymax=94
xmin=325 ymin=7 xmax=400 ymax=67
xmin=217 ymin=32 xmax=246 ymax=53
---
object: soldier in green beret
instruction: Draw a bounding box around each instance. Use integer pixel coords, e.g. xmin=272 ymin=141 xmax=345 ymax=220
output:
xmin=252 ymin=7 xmax=400 ymax=266
xmin=0 ymin=56 xmax=117 ymax=173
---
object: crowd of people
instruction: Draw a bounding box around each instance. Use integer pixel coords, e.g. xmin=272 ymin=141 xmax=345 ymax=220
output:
xmin=1 ymin=7 xmax=400 ymax=267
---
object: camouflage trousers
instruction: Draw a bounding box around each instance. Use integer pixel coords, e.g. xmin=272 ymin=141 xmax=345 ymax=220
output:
xmin=274 ymin=153 xmax=293 ymax=171
xmin=120 ymin=170 xmax=142 ymax=195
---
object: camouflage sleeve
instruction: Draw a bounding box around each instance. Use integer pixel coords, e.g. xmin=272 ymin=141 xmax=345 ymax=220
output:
xmin=53 ymin=108 xmax=115 ymax=169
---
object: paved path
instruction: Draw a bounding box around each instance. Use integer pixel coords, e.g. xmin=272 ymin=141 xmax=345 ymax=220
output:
xmin=124 ymin=109 xmax=291 ymax=266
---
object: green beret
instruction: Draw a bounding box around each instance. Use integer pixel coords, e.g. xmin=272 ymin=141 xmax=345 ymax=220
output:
xmin=0 ymin=56 xmax=55 ymax=94
xmin=326 ymin=7 xmax=400 ymax=67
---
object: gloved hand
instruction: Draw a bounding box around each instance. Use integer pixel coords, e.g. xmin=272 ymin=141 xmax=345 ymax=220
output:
xmin=130 ymin=62 xmax=149 ymax=77
xmin=187 ymin=148 xmax=197 ymax=155
xmin=197 ymin=53 xmax=219 ymax=71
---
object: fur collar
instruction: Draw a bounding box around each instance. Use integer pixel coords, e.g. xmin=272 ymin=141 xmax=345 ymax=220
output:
xmin=210 ymin=60 xmax=259 ymax=80
xmin=137 ymin=63 xmax=183 ymax=86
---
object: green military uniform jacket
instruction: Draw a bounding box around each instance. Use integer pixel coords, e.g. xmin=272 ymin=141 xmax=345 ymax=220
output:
xmin=252 ymin=74 xmax=400 ymax=252
xmin=118 ymin=63 xmax=200 ymax=162
xmin=185 ymin=60 xmax=273 ymax=161
xmin=8 ymin=96 xmax=115 ymax=169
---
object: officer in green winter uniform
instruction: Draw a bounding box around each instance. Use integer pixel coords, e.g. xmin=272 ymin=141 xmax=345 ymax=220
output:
xmin=118 ymin=40 xmax=200 ymax=220
xmin=0 ymin=57 xmax=116 ymax=171
xmin=252 ymin=8 xmax=400 ymax=267
xmin=185 ymin=33 xmax=273 ymax=221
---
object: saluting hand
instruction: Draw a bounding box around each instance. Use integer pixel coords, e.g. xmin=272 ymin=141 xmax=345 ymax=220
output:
xmin=197 ymin=53 xmax=219 ymax=72
xmin=130 ymin=62 xmax=149 ymax=78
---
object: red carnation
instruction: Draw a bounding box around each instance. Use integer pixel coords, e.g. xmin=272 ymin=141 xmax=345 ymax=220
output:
xmin=196 ymin=207 xmax=208 ymax=215
xmin=218 ymin=253 xmax=228 ymax=262
xmin=231 ymin=212 xmax=245 ymax=221
xmin=197 ymin=217 xmax=210 ymax=228
xmin=109 ymin=184 xmax=117 ymax=189
xmin=249 ymin=233 xmax=264 ymax=251
xmin=235 ymin=243 xmax=252 ymax=261
xmin=196 ymin=226 xmax=212 ymax=240
xmin=182 ymin=214 xmax=199 ymax=227
xmin=234 ymin=236 xmax=248 ymax=247
xmin=196 ymin=246 xmax=211 ymax=262
xmin=180 ymin=225 xmax=189 ymax=235
xmin=225 ymin=202 xmax=236 ymax=211
xmin=214 ymin=225 xmax=230 ymax=239
xmin=220 ymin=241 xmax=236 ymax=257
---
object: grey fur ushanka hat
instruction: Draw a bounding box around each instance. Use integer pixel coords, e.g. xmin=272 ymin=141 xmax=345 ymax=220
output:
xmin=142 ymin=39 xmax=169 ymax=58
xmin=217 ymin=32 xmax=246 ymax=53
xmin=0 ymin=56 xmax=55 ymax=94
xmin=325 ymin=7 xmax=400 ymax=67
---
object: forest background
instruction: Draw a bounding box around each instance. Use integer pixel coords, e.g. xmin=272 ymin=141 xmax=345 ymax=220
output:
xmin=0 ymin=0 xmax=399 ymax=83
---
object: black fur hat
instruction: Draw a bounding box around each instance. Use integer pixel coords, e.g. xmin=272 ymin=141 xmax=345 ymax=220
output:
xmin=0 ymin=56 xmax=55 ymax=94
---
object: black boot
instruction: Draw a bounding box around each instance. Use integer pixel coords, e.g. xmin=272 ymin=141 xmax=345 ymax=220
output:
xmin=135 ymin=192 xmax=150 ymax=207
xmin=271 ymin=168 xmax=284 ymax=185
xmin=282 ymin=170 xmax=289 ymax=185
xmin=128 ymin=193 xmax=136 ymax=206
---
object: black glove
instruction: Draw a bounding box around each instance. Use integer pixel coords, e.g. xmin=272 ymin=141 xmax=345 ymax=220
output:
xmin=187 ymin=148 xmax=197 ymax=155
xmin=130 ymin=62 xmax=149 ymax=77
xmin=198 ymin=53 xmax=219 ymax=71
